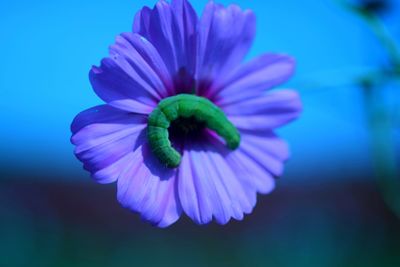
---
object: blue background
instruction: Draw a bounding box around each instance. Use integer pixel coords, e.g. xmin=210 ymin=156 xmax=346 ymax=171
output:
xmin=0 ymin=0 xmax=399 ymax=266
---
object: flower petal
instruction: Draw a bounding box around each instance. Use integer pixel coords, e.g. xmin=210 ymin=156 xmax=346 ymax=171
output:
xmin=178 ymin=137 xmax=255 ymax=225
xmin=226 ymin=147 xmax=276 ymax=194
xmin=240 ymin=130 xmax=290 ymax=161
xmin=133 ymin=6 xmax=152 ymax=35
xmin=177 ymin=147 xmax=202 ymax=224
xmin=140 ymin=2 xmax=179 ymax=82
xmin=204 ymin=138 xmax=255 ymax=221
xmin=90 ymin=31 xmax=178 ymax=113
xmin=196 ymin=3 xmax=256 ymax=97
xmin=178 ymin=143 xmax=213 ymax=224
xmin=117 ymin=142 xmax=181 ymax=227
xmin=119 ymin=32 xmax=175 ymax=97
xmin=71 ymin=105 xmax=147 ymax=184
xmin=90 ymin=60 xmax=155 ymax=114
xmin=137 ymin=0 xmax=198 ymax=93
xmin=110 ymin=34 xmax=173 ymax=99
xmin=226 ymin=90 xmax=302 ymax=130
xmin=231 ymin=130 xmax=290 ymax=181
xmin=212 ymin=54 xmax=296 ymax=106
xmin=171 ymin=0 xmax=198 ymax=74
xmin=190 ymin=144 xmax=231 ymax=224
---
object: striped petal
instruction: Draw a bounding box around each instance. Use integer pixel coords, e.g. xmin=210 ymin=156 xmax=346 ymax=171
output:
xmin=90 ymin=32 xmax=179 ymax=113
xmin=196 ymin=3 xmax=256 ymax=97
xmin=225 ymin=89 xmax=302 ymax=130
xmin=228 ymin=130 xmax=290 ymax=186
xmin=71 ymin=105 xmax=147 ymax=184
xmin=117 ymin=143 xmax=182 ymax=227
xmin=134 ymin=0 xmax=198 ymax=93
xmin=178 ymin=137 xmax=255 ymax=225
xmin=212 ymin=54 xmax=295 ymax=106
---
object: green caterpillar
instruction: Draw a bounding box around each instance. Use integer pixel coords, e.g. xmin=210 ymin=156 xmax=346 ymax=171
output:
xmin=147 ymin=94 xmax=241 ymax=168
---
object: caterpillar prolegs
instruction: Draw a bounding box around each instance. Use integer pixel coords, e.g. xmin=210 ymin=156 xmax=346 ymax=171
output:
xmin=147 ymin=94 xmax=241 ymax=168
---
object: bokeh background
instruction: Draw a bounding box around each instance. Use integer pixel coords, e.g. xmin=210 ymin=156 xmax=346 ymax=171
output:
xmin=1 ymin=0 xmax=400 ymax=266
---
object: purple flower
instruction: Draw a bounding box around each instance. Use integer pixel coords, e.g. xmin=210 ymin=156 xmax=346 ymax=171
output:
xmin=71 ymin=0 xmax=302 ymax=227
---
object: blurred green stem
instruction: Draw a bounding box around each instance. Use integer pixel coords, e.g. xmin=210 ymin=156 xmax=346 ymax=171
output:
xmin=363 ymin=14 xmax=400 ymax=70
xmin=336 ymin=0 xmax=400 ymax=218
xmin=335 ymin=0 xmax=400 ymax=71
xmin=362 ymin=82 xmax=400 ymax=218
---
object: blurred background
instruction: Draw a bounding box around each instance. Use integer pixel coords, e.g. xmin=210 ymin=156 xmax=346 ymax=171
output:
xmin=1 ymin=0 xmax=399 ymax=266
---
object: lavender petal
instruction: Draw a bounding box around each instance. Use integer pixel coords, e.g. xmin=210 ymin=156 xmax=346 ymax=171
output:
xmin=196 ymin=3 xmax=256 ymax=97
xmin=213 ymin=54 xmax=296 ymax=106
xmin=179 ymin=139 xmax=255 ymax=225
xmin=226 ymin=89 xmax=302 ymax=130
xmin=71 ymin=105 xmax=147 ymax=183
xmin=117 ymin=142 xmax=181 ymax=227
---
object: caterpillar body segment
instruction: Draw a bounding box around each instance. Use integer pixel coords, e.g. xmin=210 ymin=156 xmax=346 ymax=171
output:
xmin=147 ymin=94 xmax=241 ymax=168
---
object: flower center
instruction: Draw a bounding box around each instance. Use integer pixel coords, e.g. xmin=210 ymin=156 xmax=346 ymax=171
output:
xmin=147 ymin=94 xmax=240 ymax=168
xmin=168 ymin=116 xmax=206 ymax=139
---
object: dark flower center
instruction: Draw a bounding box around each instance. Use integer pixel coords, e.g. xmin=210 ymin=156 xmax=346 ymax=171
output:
xmin=168 ymin=116 xmax=206 ymax=141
